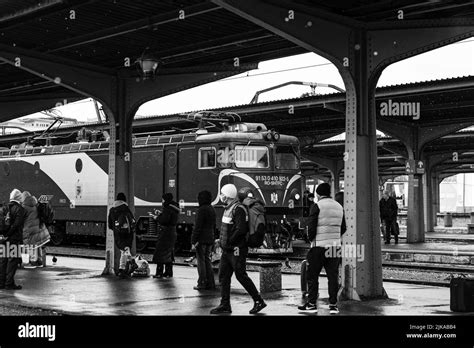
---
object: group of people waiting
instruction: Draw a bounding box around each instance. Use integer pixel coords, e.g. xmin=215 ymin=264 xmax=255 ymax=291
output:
xmin=110 ymin=182 xmax=351 ymax=315
xmin=109 ymin=185 xmax=267 ymax=315
xmin=108 ymin=192 xmax=181 ymax=279
xmin=0 ymin=189 xmax=51 ymax=290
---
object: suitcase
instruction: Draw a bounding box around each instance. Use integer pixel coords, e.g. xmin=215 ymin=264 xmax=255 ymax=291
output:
xmin=450 ymin=277 xmax=474 ymax=312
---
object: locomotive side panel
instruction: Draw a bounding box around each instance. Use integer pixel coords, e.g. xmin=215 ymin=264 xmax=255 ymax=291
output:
xmin=133 ymin=147 xmax=163 ymax=205
xmin=177 ymin=145 xmax=221 ymax=222
xmin=163 ymin=146 xmax=178 ymax=203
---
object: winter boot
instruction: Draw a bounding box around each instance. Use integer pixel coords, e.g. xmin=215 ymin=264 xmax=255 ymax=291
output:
xmin=153 ymin=263 xmax=164 ymax=278
xmin=163 ymin=262 xmax=173 ymax=278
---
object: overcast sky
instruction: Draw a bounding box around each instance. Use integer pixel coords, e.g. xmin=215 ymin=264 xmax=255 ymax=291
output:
xmin=21 ymin=38 xmax=474 ymax=122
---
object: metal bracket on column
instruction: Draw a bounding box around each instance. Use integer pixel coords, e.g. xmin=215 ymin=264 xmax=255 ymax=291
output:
xmin=419 ymin=123 xmax=474 ymax=149
xmin=376 ymin=118 xmax=413 ymax=144
xmin=127 ymin=63 xmax=258 ymax=112
xmin=369 ymin=20 xmax=474 ymax=73
xmin=211 ymin=0 xmax=354 ymax=68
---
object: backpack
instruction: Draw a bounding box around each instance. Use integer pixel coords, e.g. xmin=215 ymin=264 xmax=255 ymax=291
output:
xmin=242 ymin=199 xmax=266 ymax=248
xmin=37 ymin=201 xmax=54 ymax=226
xmin=114 ymin=210 xmax=135 ymax=235
xmin=0 ymin=204 xmax=10 ymax=234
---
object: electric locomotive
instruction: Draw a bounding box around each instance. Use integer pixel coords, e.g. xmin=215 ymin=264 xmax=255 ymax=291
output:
xmin=0 ymin=112 xmax=304 ymax=254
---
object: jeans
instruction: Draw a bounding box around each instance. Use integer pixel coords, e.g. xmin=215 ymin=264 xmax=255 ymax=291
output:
xmin=196 ymin=243 xmax=215 ymax=288
xmin=0 ymin=257 xmax=21 ymax=287
xmin=218 ymin=249 xmax=260 ymax=306
xmin=119 ymin=247 xmax=132 ymax=270
xmin=307 ymin=246 xmax=340 ymax=305
xmin=382 ymin=219 xmax=398 ymax=242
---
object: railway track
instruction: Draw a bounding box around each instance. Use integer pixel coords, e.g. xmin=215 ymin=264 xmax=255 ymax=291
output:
xmin=44 ymin=245 xmax=474 ymax=288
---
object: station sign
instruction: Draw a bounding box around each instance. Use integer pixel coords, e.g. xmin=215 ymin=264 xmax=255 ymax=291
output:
xmin=405 ymin=159 xmax=424 ymax=175
xmin=415 ymin=160 xmax=425 ymax=174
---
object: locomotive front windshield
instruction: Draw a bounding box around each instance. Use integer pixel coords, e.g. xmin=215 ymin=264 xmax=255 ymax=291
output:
xmin=275 ymin=145 xmax=299 ymax=170
xmin=234 ymin=145 xmax=269 ymax=168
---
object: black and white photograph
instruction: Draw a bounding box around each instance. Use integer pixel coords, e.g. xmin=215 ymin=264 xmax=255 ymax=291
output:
xmin=0 ymin=0 xmax=473 ymax=346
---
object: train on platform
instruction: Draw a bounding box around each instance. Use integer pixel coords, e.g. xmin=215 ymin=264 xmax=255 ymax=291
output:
xmin=0 ymin=112 xmax=305 ymax=255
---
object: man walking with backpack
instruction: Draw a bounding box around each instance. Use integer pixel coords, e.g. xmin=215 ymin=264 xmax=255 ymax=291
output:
xmin=108 ymin=193 xmax=137 ymax=278
xmin=298 ymin=183 xmax=345 ymax=314
xmin=210 ymin=184 xmax=267 ymax=314
xmin=238 ymin=187 xmax=266 ymax=249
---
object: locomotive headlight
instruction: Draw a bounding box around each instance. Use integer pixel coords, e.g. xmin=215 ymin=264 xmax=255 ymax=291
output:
xmin=290 ymin=189 xmax=300 ymax=201
xmin=265 ymin=132 xmax=273 ymax=141
xmin=272 ymin=132 xmax=280 ymax=141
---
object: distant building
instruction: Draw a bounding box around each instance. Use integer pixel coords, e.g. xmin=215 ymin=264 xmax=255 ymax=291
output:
xmin=0 ymin=117 xmax=81 ymax=135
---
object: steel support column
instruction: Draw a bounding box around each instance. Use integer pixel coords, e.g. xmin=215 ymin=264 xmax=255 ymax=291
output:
xmin=424 ymin=152 xmax=458 ymax=231
xmin=429 ymin=169 xmax=441 ymax=229
xmin=212 ymin=0 xmax=386 ymax=299
xmin=338 ymin=31 xmax=385 ymax=299
xmin=424 ymin=158 xmax=433 ymax=232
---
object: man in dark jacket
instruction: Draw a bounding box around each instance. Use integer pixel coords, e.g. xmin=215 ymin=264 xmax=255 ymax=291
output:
xmin=191 ymin=190 xmax=216 ymax=290
xmin=379 ymin=190 xmax=399 ymax=244
xmin=153 ymin=193 xmax=179 ymax=278
xmin=210 ymin=184 xmax=267 ymax=315
xmin=108 ymin=192 xmax=137 ymax=278
xmin=0 ymin=189 xmax=26 ymax=290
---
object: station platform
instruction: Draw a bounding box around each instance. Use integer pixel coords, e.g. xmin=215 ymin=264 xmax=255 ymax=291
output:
xmin=0 ymin=255 xmax=469 ymax=316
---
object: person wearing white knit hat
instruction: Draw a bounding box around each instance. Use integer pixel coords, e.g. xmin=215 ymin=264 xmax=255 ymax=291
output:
xmin=9 ymin=189 xmax=22 ymax=204
xmin=210 ymin=183 xmax=267 ymax=315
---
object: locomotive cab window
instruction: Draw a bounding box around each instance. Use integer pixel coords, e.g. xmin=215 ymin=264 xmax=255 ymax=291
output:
xmin=199 ymin=147 xmax=216 ymax=169
xmin=234 ymin=145 xmax=269 ymax=168
xmin=275 ymin=145 xmax=299 ymax=170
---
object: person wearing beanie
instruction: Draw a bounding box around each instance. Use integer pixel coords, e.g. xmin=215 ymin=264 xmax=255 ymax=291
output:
xmin=298 ymin=182 xmax=345 ymax=314
xmin=108 ymin=192 xmax=137 ymax=278
xmin=0 ymin=189 xmax=26 ymax=290
xmin=191 ymin=190 xmax=217 ymax=290
xmin=210 ymin=184 xmax=267 ymax=315
xmin=152 ymin=192 xmax=179 ymax=278
xmin=9 ymin=189 xmax=22 ymax=204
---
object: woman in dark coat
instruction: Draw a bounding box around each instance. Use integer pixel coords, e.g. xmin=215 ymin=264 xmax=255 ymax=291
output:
xmin=191 ymin=190 xmax=216 ymax=290
xmin=108 ymin=192 xmax=136 ymax=278
xmin=153 ymin=193 xmax=179 ymax=278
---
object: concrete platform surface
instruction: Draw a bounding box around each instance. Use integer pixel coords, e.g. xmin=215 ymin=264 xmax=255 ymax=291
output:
xmin=0 ymin=256 xmax=470 ymax=316
xmin=382 ymin=241 xmax=474 ymax=254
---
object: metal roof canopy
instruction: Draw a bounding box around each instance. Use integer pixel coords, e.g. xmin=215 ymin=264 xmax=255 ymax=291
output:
xmin=1 ymin=0 xmax=474 ymax=299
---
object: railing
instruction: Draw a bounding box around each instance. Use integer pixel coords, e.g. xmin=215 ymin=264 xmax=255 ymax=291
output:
xmin=0 ymin=133 xmax=197 ymax=158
